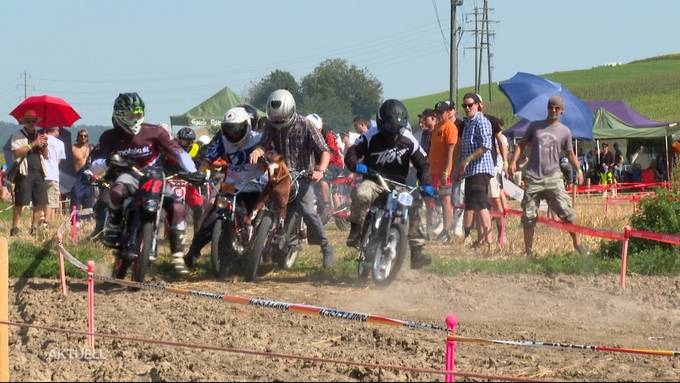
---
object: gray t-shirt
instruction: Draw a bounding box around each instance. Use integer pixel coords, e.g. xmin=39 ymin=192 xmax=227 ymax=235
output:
xmin=524 ymin=120 xmax=573 ymax=179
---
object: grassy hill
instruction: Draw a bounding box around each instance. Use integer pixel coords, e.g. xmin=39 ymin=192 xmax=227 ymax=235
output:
xmin=402 ymin=53 xmax=680 ymax=129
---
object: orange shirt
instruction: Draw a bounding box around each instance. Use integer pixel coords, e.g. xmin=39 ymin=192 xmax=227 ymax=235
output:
xmin=428 ymin=120 xmax=458 ymax=176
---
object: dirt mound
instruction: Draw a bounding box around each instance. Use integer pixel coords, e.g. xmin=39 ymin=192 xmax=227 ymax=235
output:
xmin=7 ymin=272 xmax=680 ymax=381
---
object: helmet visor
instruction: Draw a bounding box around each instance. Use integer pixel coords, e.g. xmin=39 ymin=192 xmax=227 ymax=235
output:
xmin=221 ymin=121 xmax=247 ymax=143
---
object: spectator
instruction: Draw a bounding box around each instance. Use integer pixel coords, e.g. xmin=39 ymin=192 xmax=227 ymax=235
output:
xmin=44 ymin=126 xmax=66 ymax=223
xmin=353 ymin=116 xmax=370 ymax=135
xmin=456 ymin=93 xmax=495 ymax=251
xmin=655 ymin=152 xmax=668 ymax=182
xmin=250 ymin=89 xmax=335 ymax=268
xmin=71 ymin=128 xmax=95 ymax=213
xmin=613 ymin=142 xmax=624 ymax=182
xmin=598 ymin=143 xmax=615 ymax=186
xmin=417 ymin=108 xmax=436 ymax=155
xmin=9 ymin=109 xmax=49 ymax=236
xmin=307 ymin=113 xmax=344 ymax=223
xmin=428 ymin=100 xmax=458 ymax=242
xmin=508 ymin=96 xmax=585 ymax=257
xmin=486 ymin=115 xmax=509 ymax=242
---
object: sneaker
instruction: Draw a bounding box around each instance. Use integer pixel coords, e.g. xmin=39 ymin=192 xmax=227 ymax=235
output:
xmin=10 ymin=227 xmax=19 ymax=237
xmin=463 ymin=235 xmax=473 ymax=248
xmin=172 ymin=252 xmax=189 ymax=275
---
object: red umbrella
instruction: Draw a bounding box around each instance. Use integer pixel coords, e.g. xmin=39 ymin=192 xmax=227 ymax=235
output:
xmin=10 ymin=95 xmax=81 ymax=128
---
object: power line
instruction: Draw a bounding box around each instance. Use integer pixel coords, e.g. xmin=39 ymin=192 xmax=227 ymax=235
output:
xmin=431 ymin=0 xmax=450 ymax=55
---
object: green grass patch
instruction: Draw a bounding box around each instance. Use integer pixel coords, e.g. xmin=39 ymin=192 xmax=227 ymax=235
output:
xmin=9 ymin=239 xmax=109 ymax=279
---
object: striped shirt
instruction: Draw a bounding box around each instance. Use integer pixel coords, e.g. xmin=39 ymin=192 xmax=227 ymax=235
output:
xmin=460 ymin=112 xmax=495 ymax=178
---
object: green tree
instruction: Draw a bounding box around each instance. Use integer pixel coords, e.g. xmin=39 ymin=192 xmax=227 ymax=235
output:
xmin=246 ymin=70 xmax=302 ymax=111
xmin=301 ymin=59 xmax=382 ymax=127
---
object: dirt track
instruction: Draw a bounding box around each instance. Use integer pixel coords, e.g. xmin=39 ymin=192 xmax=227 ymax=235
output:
xmin=7 ymin=268 xmax=680 ymax=381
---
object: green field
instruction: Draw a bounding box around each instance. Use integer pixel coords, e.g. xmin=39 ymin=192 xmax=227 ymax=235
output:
xmin=402 ymin=53 xmax=680 ymax=128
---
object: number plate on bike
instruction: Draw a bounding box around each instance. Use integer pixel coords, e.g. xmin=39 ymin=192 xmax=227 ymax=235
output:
xmin=397 ymin=192 xmax=413 ymax=207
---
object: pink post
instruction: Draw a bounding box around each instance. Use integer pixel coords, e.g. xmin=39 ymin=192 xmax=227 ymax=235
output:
xmin=87 ymin=261 xmax=95 ymax=350
xmin=605 ymin=197 xmax=609 ymax=217
xmin=445 ymin=314 xmax=458 ymax=382
xmin=620 ymin=226 xmax=631 ymax=289
xmin=57 ymin=248 xmax=68 ymax=295
xmin=71 ymin=206 xmax=77 ymax=243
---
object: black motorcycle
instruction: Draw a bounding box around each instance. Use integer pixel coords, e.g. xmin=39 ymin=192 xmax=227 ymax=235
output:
xmin=104 ymin=155 xmax=203 ymax=283
xmin=244 ymin=170 xmax=308 ymax=281
xmin=357 ymin=171 xmax=420 ymax=286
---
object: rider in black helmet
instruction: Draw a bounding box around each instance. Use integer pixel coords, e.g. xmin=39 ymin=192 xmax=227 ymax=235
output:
xmin=344 ymin=99 xmax=436 ymax=269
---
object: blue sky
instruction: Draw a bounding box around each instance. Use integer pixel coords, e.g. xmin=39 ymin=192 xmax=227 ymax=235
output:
xmin=1 ymin=0 xmax=678 ymax=126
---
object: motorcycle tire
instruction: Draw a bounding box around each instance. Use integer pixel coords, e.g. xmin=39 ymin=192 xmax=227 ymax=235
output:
xmin=112 ymin=256 xmax=129 ymax=279
xmin=372 ymin=224 xmax=407 ymax=288
xmin=274 ymin=212 xmax=301 ymax=270
xmin=210 ymin=219 xmax=234 ymax=279
xmin=244 ymin=214 xmax=273 ymax=282
xmin=131 ymin=222 xmax=154 ymax=283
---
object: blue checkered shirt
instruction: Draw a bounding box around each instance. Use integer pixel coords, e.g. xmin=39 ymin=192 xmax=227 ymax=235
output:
xmin=460 ymin=112 xmax=495 ymax=178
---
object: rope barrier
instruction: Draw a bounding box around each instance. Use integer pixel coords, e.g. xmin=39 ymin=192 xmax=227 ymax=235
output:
xmin=0 ymin=320 xmax=545 ymax=382
xmin=447 ymin=335 xmax=680 ymax=358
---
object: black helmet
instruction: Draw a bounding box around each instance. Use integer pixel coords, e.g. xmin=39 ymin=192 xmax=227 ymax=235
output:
xmin=177 ymin=127 xmax=196 ymax=142
xmin=376 ymin=99 xmax=408 ymax=142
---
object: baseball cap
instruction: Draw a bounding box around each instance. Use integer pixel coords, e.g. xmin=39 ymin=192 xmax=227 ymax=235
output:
xmin=418 ymin=108 xmax=436 ymax=118
xmin=434 ymin=100 xmax=454 ymax=113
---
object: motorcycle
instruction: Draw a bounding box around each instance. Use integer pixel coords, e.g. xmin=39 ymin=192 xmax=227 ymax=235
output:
xmin=357 ymin=171 xmax=419 ymax=286
xmin=244 ymin=169 xmax=309 ymax=282
xmin=104 ymin=155 xmax=203 ymax=283
xmin=209 ymin=182 xmax=260 ymax=279
xmin=328 ymin=174 xmax=356 ymax=231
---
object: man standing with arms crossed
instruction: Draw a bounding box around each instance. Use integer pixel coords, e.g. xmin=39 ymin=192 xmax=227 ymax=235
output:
xmin=508 ymin=96 xmax=585 ymax=257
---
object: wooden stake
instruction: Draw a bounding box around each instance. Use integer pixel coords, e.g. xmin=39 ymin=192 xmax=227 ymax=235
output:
xmin=1 ymin=237 xmax=9 ymax=382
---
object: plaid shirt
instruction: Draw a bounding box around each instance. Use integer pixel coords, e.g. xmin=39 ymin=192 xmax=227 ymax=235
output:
xmin=259 ymin=114 xmax=329 ymax=172
xmin=460 ymin=112 xmax=495 ymax=178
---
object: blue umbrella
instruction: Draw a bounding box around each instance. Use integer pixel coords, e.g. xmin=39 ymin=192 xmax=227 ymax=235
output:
xmin=498 ymin=72 xmax=593 ymax=140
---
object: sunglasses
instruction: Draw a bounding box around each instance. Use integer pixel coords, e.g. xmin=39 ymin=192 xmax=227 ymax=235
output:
xmin=462 ymin=103 xmax=476 ymax=109
xmin=78 ymin=135 xmax=88 ymax=138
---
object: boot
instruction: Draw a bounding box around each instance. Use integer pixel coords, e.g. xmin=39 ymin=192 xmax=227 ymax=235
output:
xmin=168 ymin=225 xmax=189 ymax=275
xmin=410 ymin=247 xmax=431 ymax=269
xmin=346 ymin=222 xmax=362 ymax=248
xmin=101 ymin=209 xmax=123 ymax=248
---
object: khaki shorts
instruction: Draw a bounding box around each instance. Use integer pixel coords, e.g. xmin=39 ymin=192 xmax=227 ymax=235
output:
xmin=47 ymin=181 xmax=60 ymax=209
xmin=521 ymin=171 xmax=575 ymax=226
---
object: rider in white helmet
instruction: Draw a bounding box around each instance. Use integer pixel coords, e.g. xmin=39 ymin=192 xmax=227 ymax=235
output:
xmin=249 ymin=89 xmax=336 ymax=268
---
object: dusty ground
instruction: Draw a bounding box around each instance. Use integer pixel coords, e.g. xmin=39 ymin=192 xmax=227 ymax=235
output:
xmin=6 ymin=195 xmax=680 ymax=381
xmin=7 ymin=269 xmax=680 ymax=382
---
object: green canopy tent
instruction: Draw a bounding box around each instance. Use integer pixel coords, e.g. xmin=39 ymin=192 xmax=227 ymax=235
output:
xmin=592 ymin=108 xmax=679 ymax=181
xmin=170 ymin=85 xmax=246 ymax=131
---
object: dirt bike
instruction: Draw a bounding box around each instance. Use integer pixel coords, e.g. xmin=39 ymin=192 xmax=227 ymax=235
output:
xmin=244 ymin=170 xmax=309 ymax=282
xmin=357 ymin=171 xmax=419 ymax=287
xmin=209 ymin=181 xmax=261 ymax=279
xmin=105 ymin=156 xmax=204 ymax=283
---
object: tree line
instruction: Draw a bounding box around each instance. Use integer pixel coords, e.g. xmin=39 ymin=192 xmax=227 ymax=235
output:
xmin=246 ymin=58 xmax=383 ymax=131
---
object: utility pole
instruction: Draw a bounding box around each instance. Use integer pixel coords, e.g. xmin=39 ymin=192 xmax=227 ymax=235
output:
xmin=19 ymin=71 xmax=32 ymax=100
xmin=450 ymin=0 xmax=463 ymax=104
xmin=465 ymin=2 xmax=497 ymax=102
xmin=484 ymin=0 xmax=493 ymax=103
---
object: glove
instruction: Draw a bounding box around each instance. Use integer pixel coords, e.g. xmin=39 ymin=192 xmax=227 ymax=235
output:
xmin=80 ymin=170 xmax=95 ymax=185
xmin=421 ymin=184 xmax=436 ymax=198
xmin=355 ymin=163 xmax=368 ymax=175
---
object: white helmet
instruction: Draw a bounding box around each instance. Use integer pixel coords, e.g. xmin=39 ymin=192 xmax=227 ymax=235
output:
xmin=266 ymin=89 xmax=296 ymax=130
xmin=221 ymin=107 xmax=251 ymax=147
xmin=197 ymin=135 xmax=211 ymax=146
xmin=306 ymin=113 xmax=323 ymax=131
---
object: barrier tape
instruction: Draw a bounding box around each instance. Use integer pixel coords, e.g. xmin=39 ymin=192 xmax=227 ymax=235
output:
xmin=55 ymin=244 xmax=448 ymax=334
xmin=0 ymin=320 xmax=544 ymax=382
xmin=447 ymin=335 xmax=680 ymax=358
xmin=566 ymin=181 xmax=668 ymax=194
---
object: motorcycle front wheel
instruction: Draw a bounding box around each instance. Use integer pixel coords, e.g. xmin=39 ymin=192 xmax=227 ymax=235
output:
xmin=372 ymin=224 xmax=407 ymax=287
xmin=131 ymin=222 xmax=154 ymax=283
xmin=244 ymin=214 xmax=273 ymax=282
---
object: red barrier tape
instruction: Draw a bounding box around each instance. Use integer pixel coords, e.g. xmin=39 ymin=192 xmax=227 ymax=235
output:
xmin=566 ymin=181 xmax=668 ymax=194
xmin=629 ymin=229 xmax=680 ymax=246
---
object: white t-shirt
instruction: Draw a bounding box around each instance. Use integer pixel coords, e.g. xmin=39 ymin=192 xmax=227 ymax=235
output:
xmin=46 ymin=135 xmax=66 ymax=182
